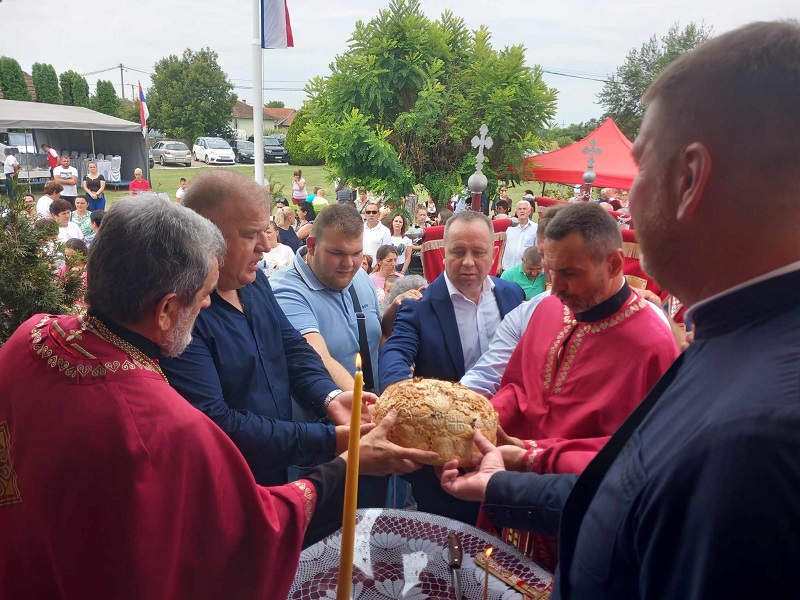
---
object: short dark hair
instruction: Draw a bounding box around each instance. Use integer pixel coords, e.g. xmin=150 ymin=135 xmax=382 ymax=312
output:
xmin=49 ymin=198 xmax=72 ymax=215
xmin=65 ymin=237 xmax=89 ymax=256
xmin=543 ymin=202 xmax=622 ymax=263
xmin=437 ymin=208 xmax=454 ymax=227
xmin=310 ymin=203 xmax=363 ymax=240
xmin=297 ymin=201 xmax=316 ymax=221
xmin=495 ymin=200 xmax=509 ymax=211
xmin=180 ymin=177 xmax=187 ymax=183
xmin=90 ymin=210 xmax=105 ymax=227
xmin=34 ymin=218 xmax=57 ymax=235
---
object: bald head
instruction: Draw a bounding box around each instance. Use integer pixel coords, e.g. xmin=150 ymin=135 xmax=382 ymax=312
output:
xmin=183 ymin=170 xmax=270 ymax=219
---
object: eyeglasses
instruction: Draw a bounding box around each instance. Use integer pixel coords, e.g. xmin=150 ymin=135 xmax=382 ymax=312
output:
xmin=365 ymin=210 xmax=378 ymax=215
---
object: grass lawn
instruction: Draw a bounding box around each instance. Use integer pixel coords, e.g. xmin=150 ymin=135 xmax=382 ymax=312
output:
xmin=103 ymin=164 xmax=336 ymax=207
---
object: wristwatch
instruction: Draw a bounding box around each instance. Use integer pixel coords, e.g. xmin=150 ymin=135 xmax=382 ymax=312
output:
xmin=323 ymin=388 xmax=344 ymax=410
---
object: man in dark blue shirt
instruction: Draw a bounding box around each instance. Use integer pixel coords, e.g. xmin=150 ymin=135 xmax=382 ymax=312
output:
xmin=161 ymin=171 xmax=375 ymax=487
xmin=438 ymin=21 xmax=800 ymax=598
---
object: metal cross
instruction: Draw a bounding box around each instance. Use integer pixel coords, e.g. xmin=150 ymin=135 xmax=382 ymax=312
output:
xmin=582 ymin=138 xmax=603 ymax=170
xmin=471 ymin=124 xmax=493 ymax=173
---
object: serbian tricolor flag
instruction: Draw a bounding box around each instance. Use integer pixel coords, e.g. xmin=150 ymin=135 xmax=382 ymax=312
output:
xmin=138 ymin=81 xmax=149 ymax=139
xmin=261 ymin=0 xmax=293 ymax=49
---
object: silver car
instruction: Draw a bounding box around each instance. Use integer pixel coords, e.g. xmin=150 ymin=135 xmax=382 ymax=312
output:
xmin=150 ymin=141 xmax=192 ymax=167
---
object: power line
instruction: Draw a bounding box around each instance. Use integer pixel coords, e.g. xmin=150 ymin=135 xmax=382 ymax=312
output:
xmin=542 ymin=69 xmax=609 ymax=83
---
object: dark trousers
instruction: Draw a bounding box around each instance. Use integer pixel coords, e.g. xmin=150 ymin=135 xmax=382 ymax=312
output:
xmin=408 ymin=254 xmax=424 ymax=276
xmin=3 ymin=175 xmax=14 ymax=200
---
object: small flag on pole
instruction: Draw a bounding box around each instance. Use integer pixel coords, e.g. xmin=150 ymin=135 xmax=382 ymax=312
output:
xmin=261 ymin=0 xmax=294 ymax=49
xmin=138 ymin=81 xmax=150 ymax=139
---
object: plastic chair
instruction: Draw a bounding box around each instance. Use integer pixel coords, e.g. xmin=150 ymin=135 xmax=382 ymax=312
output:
xmin=109 ymin=155 xmax=122 ymax=183
xmin=69 ymin=151 xmax=78 ymax=159
xmin=96 ymin=153 xmax=104 ymax=161
xmin=78 ymin=152 xmax=88 ymax=159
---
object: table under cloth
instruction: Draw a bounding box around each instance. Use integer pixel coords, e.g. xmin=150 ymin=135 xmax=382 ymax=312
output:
xmin=290 ymin=509 xmax=553 ymax=599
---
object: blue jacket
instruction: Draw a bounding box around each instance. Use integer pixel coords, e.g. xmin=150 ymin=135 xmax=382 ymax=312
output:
xmin=379 ymin=274 xmax=524 ymax=387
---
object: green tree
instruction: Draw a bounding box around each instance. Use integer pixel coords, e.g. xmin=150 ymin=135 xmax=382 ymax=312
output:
xmin=118 ymin=98 xmax=141 ymax=123
xmin=91 ymin=80 xmax=120 ymax=117
xmin=265 ymin=100 xmax=285 ymax=108
xmin=301 ymin=0 xmax=556 ymax=205
xmin=59 ymin=70 xmax=90 ymax=107
xmin=148 ymin=48 xmax=236 ymax=142
xmin=600 ymin=22 xmax=712 ymax=138
xmin=0 ymin=57 xmax=32 ymax=101
xmin=0 ymin=199 xmax=85 ymax=345
xmin=31 ymin=63 xmax=61 ymax=104
xmin=284 ymin=108 xmax=324 ymax=166
xmin=542 ymin=118 xmax=602 ymax=149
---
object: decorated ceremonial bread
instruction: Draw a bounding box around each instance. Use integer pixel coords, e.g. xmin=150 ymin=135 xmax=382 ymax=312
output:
xmin=373 ymin=378 xmax=499 ymax=466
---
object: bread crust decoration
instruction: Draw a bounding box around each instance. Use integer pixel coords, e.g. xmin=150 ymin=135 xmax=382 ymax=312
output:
xmin=373 ymin=378 xmax=499 ymax=466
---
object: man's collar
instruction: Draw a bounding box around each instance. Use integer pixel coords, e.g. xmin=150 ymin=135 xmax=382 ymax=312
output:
xmin=88 ymin=309 xmax=161 ymax=358
xmin=443 ymin=272 xmax=495 ymax=301
xmin=573 ymin=281 xmax=631 ymax=322
xmin=364 ymin=221 xmax=382 ymax=231
xmin=292 ymin=252 xmax=327 ymax=291
xmin=690 ymin=260 xmax=800 ymax=339
xmin=686 ymin=258 xmax=800 ymax=323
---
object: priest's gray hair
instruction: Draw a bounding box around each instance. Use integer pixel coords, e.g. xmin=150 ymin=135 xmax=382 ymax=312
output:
xmin=86 ymin=195 xmax=226 ymax=324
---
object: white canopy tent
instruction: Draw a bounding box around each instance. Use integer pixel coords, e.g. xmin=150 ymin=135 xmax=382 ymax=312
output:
xmin=0 ymin=99 xmax=148 ymax=185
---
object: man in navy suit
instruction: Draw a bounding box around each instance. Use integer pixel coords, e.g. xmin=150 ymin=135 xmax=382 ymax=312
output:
xmin=379 ymin=210 xmax=524 ymax=522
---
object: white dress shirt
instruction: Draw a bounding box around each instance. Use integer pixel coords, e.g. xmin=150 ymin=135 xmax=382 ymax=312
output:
xmin=443 ymin=273 xmax=502 ymax=372
xmin=502 ymin=220 xmax=538 ymax=271
xmin=461 ymin=291 xmax=550 ymax=397
xmin=363 ymin=222 xmax=392 ymax=261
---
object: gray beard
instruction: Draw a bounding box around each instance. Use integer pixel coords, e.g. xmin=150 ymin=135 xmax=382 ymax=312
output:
xmin=160 ymin=306 xmax=196 ymax=358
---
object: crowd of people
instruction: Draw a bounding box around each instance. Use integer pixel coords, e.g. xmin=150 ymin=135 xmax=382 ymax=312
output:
xmin=1 ymin=20 xmax=799 ymax=600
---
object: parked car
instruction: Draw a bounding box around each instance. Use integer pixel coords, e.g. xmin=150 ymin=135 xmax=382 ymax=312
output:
xmin=192 ymin=137 xmax=235 ymax=165
xmin=263 ymin=137 xmax=288 ymax=163
xmin=231 ymin=140 xmax=255 ymax=164
xmin=148 ymin=150 xmax=154 ymax=169
xmin=150 ymin=141 xmax=192 ymax=167
xmin=266 ymin=133 xmax=286 ymax=145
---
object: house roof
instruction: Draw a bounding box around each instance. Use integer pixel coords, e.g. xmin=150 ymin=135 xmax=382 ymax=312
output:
xmin=263 ymin=107 xmax=297 ymax=127
xmin=231 ymin=101 xmax=297 ymax=127
xmin=232 ymin=99 xmax=253 ymax=119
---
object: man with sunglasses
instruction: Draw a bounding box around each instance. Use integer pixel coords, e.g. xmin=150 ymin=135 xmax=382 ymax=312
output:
xmin=362 ymin=201 xmax=391 ymax=262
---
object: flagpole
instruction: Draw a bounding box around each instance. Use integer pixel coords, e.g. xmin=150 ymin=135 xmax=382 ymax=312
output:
xmin=253 ymin=0 xmax=265 ymax=186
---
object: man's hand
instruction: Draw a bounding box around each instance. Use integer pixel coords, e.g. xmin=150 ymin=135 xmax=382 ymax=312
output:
xmin=498 ymin=445 xmax=527 ymax=471
xmin=393 ymin=288 xmax=423 ymax=307
xmin=354 ymin=409 xmax=439 ymax=476
xmin=437 ymin=430 xmax=505 ymax=503
xmin=334 ymin=424 xmax=375 ymax=455
xmin=326 ymin=391 xmax=376 ymax=425
xmin=496 ymin=425 xmax=525 ymax=449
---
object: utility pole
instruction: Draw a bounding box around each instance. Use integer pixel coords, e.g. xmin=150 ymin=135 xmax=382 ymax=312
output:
xmin=119 ymin=63 xmax=125 ymax=99
xmin=129 ymin=84 xmax=137 ymax=99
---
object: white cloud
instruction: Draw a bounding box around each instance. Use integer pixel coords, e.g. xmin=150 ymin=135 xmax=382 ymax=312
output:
xmin=0 ymin=0 xmax=796 ymax=124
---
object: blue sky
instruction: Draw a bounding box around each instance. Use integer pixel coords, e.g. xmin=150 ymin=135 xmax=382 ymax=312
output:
xmin=1 ymin=0 xmax=797 ymax=126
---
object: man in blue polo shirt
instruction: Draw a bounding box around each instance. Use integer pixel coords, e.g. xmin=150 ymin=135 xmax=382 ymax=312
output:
xmin=270 ymin=203 xmax=381 ymax=394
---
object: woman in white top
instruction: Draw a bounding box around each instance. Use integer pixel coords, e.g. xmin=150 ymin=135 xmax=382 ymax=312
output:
xmin=389 ymin=214 xmax=413 ymax=274
xmin=259 ymin=222 xmax=295 ymax=277
xmin=291 ymin=169 xmax=307 ymax=204
xmin=49 ymin=198 xmax=84 ymax=242
xmin=36 ymin=180 xmax=64 ymax=219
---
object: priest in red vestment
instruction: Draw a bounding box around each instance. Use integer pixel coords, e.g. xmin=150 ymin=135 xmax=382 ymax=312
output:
xmin=483 ymin=203 xmax=678 ymax=566
xmin=0 ymin=196 xmax=435 ymax=599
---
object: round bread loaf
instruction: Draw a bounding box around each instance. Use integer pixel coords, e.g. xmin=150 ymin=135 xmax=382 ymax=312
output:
xmin=372 ymin=378 xmax=499 ymax=467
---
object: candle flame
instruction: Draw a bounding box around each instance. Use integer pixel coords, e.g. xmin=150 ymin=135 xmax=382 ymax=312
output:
xmin=485 ymin=546 xmax=493 ymax=558
xmin=355 ymin=353 xmax=362 ymax=370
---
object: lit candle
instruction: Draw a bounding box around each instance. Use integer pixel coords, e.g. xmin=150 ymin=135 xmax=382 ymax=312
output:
xmin=337 ymin=354 xmax=364 ymax=600
xmin=483 ymin=546 xmax=493 ymax=600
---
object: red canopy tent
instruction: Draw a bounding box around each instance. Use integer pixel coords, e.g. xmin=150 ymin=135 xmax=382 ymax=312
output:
xmin=523 ymin=118 xmax=638 ymax=190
